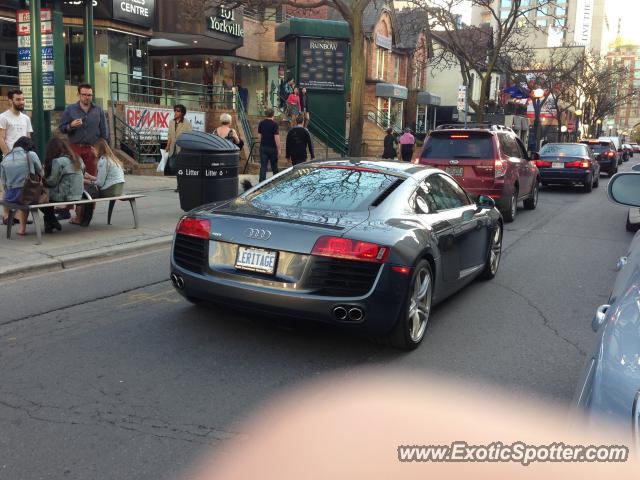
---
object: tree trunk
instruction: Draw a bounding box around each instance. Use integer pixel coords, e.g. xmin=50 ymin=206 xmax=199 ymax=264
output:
xmin=475 ymin=75 xmax=491 ymax=124
xmin=348 ymin=11 xmax=365 ymax=157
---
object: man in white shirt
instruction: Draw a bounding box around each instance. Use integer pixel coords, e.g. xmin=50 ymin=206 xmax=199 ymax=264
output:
xmin=0 ymin=89 xmax=33 ymax=156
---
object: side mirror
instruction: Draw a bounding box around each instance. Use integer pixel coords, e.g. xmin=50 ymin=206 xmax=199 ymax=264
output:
xmin=528 ymin=151 xmax=540 ymax=161
xmin=631 ymin=164 xmax=640 ymax=172
xmin=608 ymin=173 xmax=640 ymax=206
xmin=475 ymin=194 xmax=495 ymax=212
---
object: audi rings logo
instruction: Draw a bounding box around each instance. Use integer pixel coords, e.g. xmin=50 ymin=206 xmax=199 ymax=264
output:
xmin=244 ymin=228 xmax=272 ymax=240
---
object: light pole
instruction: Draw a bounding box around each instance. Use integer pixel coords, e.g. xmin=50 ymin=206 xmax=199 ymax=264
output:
xmin=532 ymin=87 xmax=545 ymax=151
xmin=574 ymin=108 xmax=583 ymax=141
xmin=596 ymin=119 xmax=602 ymax=137
xmin=560 ymin=125 xmax=567 ymax=142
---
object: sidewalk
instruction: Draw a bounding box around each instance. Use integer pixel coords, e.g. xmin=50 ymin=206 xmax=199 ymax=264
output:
xmin=0 ymin=174 xmax=260 ymax=279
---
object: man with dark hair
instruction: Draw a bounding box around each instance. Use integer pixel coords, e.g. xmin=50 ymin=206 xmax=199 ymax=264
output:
xmin=59 ymin=83 xmax=108 ymax=177
xmin=0 ymin=89 xmax=33 ymax=156
xmin=286 ymin=115 xmax=314 ymax=166
xmin=258 ymin=107 xmax=280 ymax=182
xmin=59 ymin=83 xmax=108 ymax=225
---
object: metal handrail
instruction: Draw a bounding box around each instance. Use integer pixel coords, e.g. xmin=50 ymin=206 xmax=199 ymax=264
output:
xmin=113 ymin=114 xmax=142 ymax=163
xmin=367 ymin=105 xmax=403 ymax=135
xmin=234 ymin=91 xmax=256 ymax=162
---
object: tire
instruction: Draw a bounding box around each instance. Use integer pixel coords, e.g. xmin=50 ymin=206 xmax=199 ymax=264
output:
xmin=384 ymin=260 xmax=433 ymax=350
xmin=480 ymin=222 xmax=503 ymax=280
xmin=583 ymin=175 xmax=593 ymax=193
xmin=502 ymin=189 xmax=518 ymax=223
xmin=523 ymin=181 xmax=538 ymax=210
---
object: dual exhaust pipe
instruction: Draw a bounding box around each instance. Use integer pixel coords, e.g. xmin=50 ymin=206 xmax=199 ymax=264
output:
xmin=332 ymin=306 xmax=365 ymax=322
xmin=170 ymin=273 xmax=185 ymax=289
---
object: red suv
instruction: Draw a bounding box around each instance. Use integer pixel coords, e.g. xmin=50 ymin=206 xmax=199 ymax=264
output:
xmin=418 ymin=125 xmax=540 ymax=222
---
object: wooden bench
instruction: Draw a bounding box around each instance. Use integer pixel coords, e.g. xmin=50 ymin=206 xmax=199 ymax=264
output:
xmin=1 ymin=194 xmax=145 ymax=244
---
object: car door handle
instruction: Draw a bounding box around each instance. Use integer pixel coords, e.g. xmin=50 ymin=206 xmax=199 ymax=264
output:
xmin=592 ymin=304 xmax=610 ymax=332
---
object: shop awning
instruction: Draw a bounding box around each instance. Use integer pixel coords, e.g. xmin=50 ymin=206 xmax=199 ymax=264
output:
xmin=376 ymin=83 xmax=408 ymax=100
xmin=417 ymin=91 xmax=441 ymax=106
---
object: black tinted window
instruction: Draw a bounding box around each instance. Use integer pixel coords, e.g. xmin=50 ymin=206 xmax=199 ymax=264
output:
xmin=582 ymin=142 xmax=612 ymax=153
xmin=422 ymin=133 xmax=494 ymax=159
xmin=423 ymin=174 xmax=469 ymax=211
xmin=247 ymin=166 xmax=400 ymax=211
xmin=498 ymin=134 xmax=522 ymax=158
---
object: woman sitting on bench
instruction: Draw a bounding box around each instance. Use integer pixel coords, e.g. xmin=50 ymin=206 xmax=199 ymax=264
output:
xmin=74 ymin=139 xmax=125 ymax=226
xmin=42 ymin=138 xmax=84 ymax=233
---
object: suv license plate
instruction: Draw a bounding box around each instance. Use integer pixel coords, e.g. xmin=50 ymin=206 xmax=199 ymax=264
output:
xmin=235 ymin=246 xmax=278 ymax=275
xmin=445 ymin=166 xmax=464 ymax=176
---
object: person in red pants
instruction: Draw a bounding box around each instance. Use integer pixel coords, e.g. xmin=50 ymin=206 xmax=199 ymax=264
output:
xmin=59 ymin=83 xmax=109 ymax=225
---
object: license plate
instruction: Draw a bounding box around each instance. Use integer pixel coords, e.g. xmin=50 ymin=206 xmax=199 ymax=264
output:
xmin=445 ymin=166 xmax=464 ymax=176
xmin=235 ymin=246 xmax=278 ymax=274
xmin=552 ymin=162 xmax=564 ymax=168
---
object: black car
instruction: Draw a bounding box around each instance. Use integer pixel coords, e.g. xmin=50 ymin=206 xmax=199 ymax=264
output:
xmin=580 ymin=140 xmax=618 ymax=175
xmin=170 ymin=160 xmax=503 ymax=350
xmin=535 ymin=143 xmax=600 ymax=192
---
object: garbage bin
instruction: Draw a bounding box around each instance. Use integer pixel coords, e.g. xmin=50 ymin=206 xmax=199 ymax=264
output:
xmin=175 ymin=131 xmax=240 ymax=211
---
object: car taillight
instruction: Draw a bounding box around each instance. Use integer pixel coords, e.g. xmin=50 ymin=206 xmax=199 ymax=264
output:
xmin=535 ymin=160 xmax=552 ymax=168
xmin=607 ymin=151 xmax=616 ymax=158
xmin=176 ymin=217 xmax=210 ymax=239
xmin=565 ymin=161 xmax=590 ymax=169
xmin=311 ymin=236 xmax=389 ymax=263
xmin=494 ymin=159 xmax=507 ymax=178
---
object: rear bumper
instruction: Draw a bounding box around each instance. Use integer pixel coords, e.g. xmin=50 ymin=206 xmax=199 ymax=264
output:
xmin=539 ymin=168 xmax=590 ymax=184
xmin=170 ymin=258 xmax=410 ymax=336
xmin=596 ymin=159 xmax=616 ymax=172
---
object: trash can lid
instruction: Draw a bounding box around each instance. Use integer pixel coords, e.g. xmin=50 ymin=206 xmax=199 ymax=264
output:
xmin=176 ymin=131 xmax=239 ymax=152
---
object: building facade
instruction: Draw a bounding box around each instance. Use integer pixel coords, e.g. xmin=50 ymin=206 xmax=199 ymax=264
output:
xmin=606 ymin=41 xmax=640 ymax=134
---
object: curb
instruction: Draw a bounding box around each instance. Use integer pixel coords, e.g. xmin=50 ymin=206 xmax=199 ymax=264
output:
xmin=0 ymin=236 xmax=172 ymax=280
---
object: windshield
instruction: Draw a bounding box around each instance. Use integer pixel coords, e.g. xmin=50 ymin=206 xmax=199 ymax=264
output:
xmin=539 ymin=144 xmax=587 ymax=157
xmin=247 ymin=166 xmax=401 ymax=211
xmin=421 ymin=134 xmax=494 ymax=159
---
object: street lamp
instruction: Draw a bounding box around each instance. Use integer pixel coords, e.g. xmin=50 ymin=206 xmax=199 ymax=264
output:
xmin=596 ymin=119 xmax=602 ymax=137
xmin=560 ymin=125 xmax=568 ymax=142
xmin=532 ymin=88 xmax=545 ymax=151
xmin=574 ymin=109 xmax=583 ymax=141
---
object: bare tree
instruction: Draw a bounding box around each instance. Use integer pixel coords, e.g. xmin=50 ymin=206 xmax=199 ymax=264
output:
xmin=213 ymin=0 xmax=378 ymax=156
xmin=409 ymin=0 xmax=560 ymax=123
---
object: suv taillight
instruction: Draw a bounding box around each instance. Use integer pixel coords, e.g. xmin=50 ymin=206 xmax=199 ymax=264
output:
xmin=607 ymin=151 xmax=616 ymax=158
xmin=494 ymin=159 xmax=507 ymax=178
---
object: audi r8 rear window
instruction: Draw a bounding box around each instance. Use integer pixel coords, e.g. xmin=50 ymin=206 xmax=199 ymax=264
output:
xmin=247 ymin=166 xmax=402 ymax=211
xmin=421 ymin=132 xmax=495 ymax=159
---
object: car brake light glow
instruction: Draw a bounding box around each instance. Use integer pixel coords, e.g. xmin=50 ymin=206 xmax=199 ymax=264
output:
xmin=607 ymin=151 xmax=616 ymax=157
xmin=535 ymin=160 xmax=552 ymax=168
xmin=312 ymin=236 xmax=389 ymax=263
xmin=494 ymin=159 xmax=507 ymax=178
xmin=176 ymin=217 xmax=210 ymax=239
xmin=565 ymin=161 xmax=590 ymax=169
xmin=450 ymin=134 xmax=469 ymax=139
xmin=392 ymin=266 xmax=411 ymax=274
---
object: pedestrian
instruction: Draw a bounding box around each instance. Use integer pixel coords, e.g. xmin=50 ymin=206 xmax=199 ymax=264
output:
xmin=0 ymin=89 xmax=33 ymax=157
xmin=286 ymin=115 xmax=315 ymax=166
xmin=0 ymin=136 xmax=43 ymax=235
xmin=213 ymin=113 xmax=242 ymax=147
xmin=59 ymin=83 xmax=108 ymax=177
xmin=165 ymin=104 xmax=192 ymax=176
xmin=399 ymin=128 xmax=416 ymax=162
xmin=300 ymin=87 xmax=310 ymax=128
xmin=382 ymin=128 xmax=398 ymax=160
xmin=258 ymin=107 xmax=280 ymax=182
xmin=286 ymin=87 xmax=302 ymax=122
xmin=41 ymin=138 xmax=84 ymax=233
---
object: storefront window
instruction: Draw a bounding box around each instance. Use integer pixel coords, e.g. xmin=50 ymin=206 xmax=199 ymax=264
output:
xmin=390 ymin=98 xmax=403 ymax=129
xmin=416 ymin=105 xmax=427 ymax=133
xmin=0 ymin=20 xmax=18 ymax=92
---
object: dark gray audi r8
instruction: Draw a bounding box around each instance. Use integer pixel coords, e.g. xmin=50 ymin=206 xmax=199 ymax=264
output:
xmin=170 ymin=160 xmax=503 ymax=349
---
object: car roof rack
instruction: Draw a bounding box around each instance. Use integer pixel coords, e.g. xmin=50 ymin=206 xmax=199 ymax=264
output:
xmin=435 ymin=123 xmax=515 ymax=133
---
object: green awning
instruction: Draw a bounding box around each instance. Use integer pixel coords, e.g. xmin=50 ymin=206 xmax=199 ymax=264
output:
xmin=275 ymin=18 xmax=351 ymax=42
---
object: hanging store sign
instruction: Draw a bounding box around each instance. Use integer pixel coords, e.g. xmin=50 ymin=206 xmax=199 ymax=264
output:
xmin=207 ymin=7 xmax=244 ymax=38
xmin=375 ymin=34 xmax=392 ymax=50
xmin=573 ymin=0 xmax=594 ymax=46
xmin=112 ymin=0 xmax=155 ymax=29
xmin=125 ymin=106 xmax=205 ymax=140
xmin=16 ymin=9 xmax=56 ymax=112
xmin=298 ymin=37 xmax=348 ymax=91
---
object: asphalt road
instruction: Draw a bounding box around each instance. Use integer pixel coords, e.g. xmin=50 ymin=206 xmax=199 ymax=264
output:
xmin=1 ymin=162 xmax=637 ymax=479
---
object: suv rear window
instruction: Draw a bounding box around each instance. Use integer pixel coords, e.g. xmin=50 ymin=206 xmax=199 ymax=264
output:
xmin=421 ymin=132 xmax=494 ymax=159
xmin=247 ymin=166 xmax=402 ymax=211
xmin=581 ymin=142 xmax=611 ymax=153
